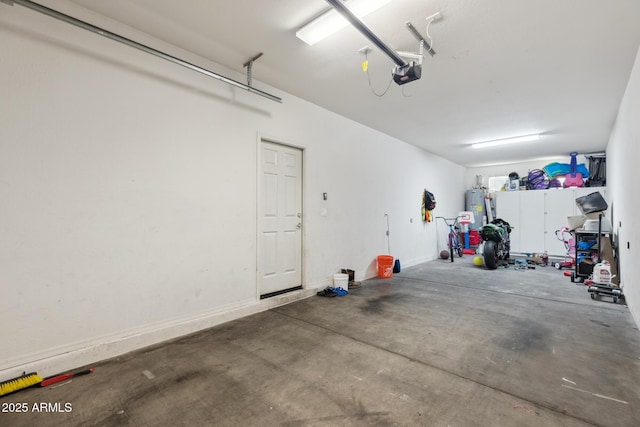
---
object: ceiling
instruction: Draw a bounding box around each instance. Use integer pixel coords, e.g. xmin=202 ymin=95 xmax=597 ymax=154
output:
xmin=63 ymin=0 xmax=640 ymax=167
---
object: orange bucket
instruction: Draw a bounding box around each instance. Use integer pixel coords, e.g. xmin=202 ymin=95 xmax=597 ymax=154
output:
xmin=377 ymin=255 xmax=394 ymax=278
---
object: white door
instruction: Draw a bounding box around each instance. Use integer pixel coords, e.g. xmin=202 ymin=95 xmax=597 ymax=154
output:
xmin=258 ymin=141 xmax=303 ymax=297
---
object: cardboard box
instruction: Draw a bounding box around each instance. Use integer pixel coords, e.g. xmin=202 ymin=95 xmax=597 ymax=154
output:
xmin=567 ymin=215 xmax=585 ymax=231
xmin=599 ymin=236 xmax=619 ymax=286
xmin=585 ymin=212 xmax=602 ymax=220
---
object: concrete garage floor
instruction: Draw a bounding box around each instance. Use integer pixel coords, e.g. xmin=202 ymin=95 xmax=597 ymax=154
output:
xmin=3 ymin=258 xmax=640 ymax=427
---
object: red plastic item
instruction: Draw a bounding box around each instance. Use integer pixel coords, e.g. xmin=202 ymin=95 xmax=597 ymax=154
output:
xmin=469 ymin=230 xmax=481 ymax=246
xmin=40 ymin=368 xmax=95 ymax=387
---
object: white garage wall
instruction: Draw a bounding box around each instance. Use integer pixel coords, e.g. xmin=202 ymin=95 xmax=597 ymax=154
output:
xmin=0 ymin=4 xmax=465 ymax=378
xmin=607 ymin=45 xmax=640 ymax=327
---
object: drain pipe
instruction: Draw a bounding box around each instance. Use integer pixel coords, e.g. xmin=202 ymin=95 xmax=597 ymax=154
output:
xmin=2 ymin=0 xmax=282 ymax=103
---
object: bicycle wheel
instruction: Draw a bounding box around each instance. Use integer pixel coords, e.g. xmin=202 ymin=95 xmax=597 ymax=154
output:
xmin=448 ymin=232 xmax=454 ymax=262
xmin=455 ymin=233 xmax=463 ymax=257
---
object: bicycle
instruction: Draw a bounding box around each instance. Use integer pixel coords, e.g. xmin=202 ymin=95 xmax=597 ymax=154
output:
xmin=436 ymin=216 xmax=464 ymax=262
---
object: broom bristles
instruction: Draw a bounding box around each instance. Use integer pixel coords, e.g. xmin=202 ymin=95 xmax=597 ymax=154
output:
xmin=0 ymin=372 xmax=43 ymax=396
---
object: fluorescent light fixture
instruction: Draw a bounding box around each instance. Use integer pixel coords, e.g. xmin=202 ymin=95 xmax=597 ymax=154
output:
xmin=296 ymin=0 xmax=394 ymax=46
xmin=470 ymin=134 xmax=541 ymax=149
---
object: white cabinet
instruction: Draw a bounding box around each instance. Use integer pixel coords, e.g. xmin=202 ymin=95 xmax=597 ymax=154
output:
xmin=543 ymin=190 xmax=578 ymax=256
xmin=495 ymin=187 xmax=606 ymax=257
xmin=519 ymin=190 xmax=545 ymax=253
xmin=494 ymin=191 xmax=522 ymax=251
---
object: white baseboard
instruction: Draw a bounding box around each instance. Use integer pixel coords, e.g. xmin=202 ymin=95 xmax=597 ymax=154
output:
xmin=400 ymin=256 xmax=433 ymax=269
xmin=0 ymin=287 xmax=318 ymax=382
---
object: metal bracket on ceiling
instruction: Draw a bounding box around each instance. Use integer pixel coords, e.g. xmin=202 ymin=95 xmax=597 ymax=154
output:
xmin=406 ymin=22 xmax=436 ymax=58
xmin=243 ymin=52 xmax=263 ymax=87
xmin=396 ymin=21 xmax=437 ymax=66
xmin=326 ymin=0 xmax=406 ymax=67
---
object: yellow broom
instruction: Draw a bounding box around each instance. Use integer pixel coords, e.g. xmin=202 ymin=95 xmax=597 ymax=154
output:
xmin=0 ymin=372 xmax=43 ymax=397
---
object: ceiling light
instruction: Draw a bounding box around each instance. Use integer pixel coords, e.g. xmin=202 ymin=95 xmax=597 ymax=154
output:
xmin=470 ymin=134 xmax=541 ymax=149
xmin=296 ymin=0 xmax=394 ymax=46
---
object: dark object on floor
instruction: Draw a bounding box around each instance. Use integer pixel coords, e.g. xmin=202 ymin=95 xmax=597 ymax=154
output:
xmin=317 ymin=288 xmax=337 ymax=297
xmin=317 ymin=286 xmax=348 ymax=297
xmin=393 ymin=259 xmax=401 ymax=273
xmin=332 ymin=287 xmax=348 ymax=296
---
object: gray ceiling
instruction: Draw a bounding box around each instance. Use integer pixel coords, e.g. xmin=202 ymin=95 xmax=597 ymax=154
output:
xmin=65 ymin=0 xmax=640 ymax=167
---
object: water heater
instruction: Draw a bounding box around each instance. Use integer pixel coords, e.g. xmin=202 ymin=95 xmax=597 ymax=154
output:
xmin=465 ymin=189 xmax=485 ymax=230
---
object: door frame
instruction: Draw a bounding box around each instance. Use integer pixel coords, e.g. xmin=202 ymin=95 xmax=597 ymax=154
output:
xmin=256 ymin=134 xmax=306 ymax=300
